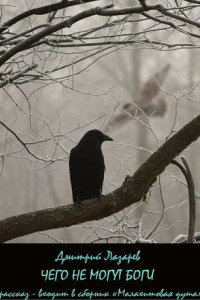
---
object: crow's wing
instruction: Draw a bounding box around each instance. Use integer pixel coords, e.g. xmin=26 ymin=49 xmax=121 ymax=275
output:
xmin=69 ymin=145 xmax=105 ymax=202
xmin=69 ymin=147 xmax=79 ymax=203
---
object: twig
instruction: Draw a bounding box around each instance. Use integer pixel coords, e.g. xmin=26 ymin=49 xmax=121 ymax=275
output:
xmin=0 ymin=120 xmax=53 ymax=163
xmin=0 ymin=4 xmax=114 ymax=67
xmin=171 ymin=159 xmax=187 ymax=178
xmin=145 ymin=175 xmax=165 ymax=239
xmin=138 ymin=0 xmax=148 ymax=9
xmin=181 ymin=157 xmax=196 ymax=243
xmin=0 ymin=64 xmax=38 ymax=88
xmin=175 ymin=0 xmax=188 ymax=18
xmin=0 ymin=24 xmax=51 ymax=46
xmin=0 ymin=0 xmax=100 ymax=34
xmin=172 ymin=232 xmax=200 ymax=243
xmin=171 ymin=157 xmax=196 ymax=243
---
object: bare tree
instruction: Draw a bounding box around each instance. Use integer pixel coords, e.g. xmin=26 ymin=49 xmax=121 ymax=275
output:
xmin=0 ymin=0 xmax=200 ymax=243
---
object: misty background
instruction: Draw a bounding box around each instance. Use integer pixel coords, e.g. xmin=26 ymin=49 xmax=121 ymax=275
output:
xmin=0 ymin=0 xmax=199 ymax=243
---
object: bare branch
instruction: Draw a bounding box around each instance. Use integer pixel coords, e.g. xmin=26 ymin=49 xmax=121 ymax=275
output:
xmin=172 ymin=232 xmax=200 ymax=244
xmin=0 ymin=64 xmax=38 ymax=88
xmin=171 ymin=157 xmax=196 ymax=243
xmin=181 ymin=157 xmax=196 ymax=243
xmin=138 ymin=0 xmax=148 ymax=9
xmin=0 ymin=114 xmax=200 ymax=242
xmin=0 ymin=0 xmax=100 ymax=34
xmin=0 ymin=121 xmax=54 ymax=163
xmin=0 ymin=4 xmax=114 ymax=67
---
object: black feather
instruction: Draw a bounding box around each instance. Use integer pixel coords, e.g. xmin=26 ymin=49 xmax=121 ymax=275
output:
xmin=69 ymin=129 xmax=113 ymax=203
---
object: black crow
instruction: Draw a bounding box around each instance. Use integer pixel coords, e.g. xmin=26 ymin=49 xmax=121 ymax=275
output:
xmin=69 ymin=129 xmax=113 ymax=204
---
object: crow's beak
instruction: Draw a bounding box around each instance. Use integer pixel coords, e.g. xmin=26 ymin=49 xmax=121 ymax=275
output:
xmin=103 ymin=134 xmax=113 ymax=142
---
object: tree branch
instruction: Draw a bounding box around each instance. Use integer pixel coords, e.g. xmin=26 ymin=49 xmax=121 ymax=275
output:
xmin=1 ymin=2 xmax=200 ymax=71
xmin=0 ymin=64 xmax=38 ymax=88
xmin=0 ymin=114 xmax=200 ymax=243
xmin=156 ymin=4 xmax=200 ymax=29
xmin=138 ymin=0 xmax=148 ymax=9
xmin=0 ymin=3 xmax=183 ymax=68
xmin=181 ymin=157 xmax=196 ymax=243
xmin=0 ymin=120 xmax=53 ymax=163
xmin=0 ymin=4 xmax=114 ymax=67
xmin=171 ymin=158 xmax=196 ymax=243
xmin=0 ymin=0 xmax=100 ymax=34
